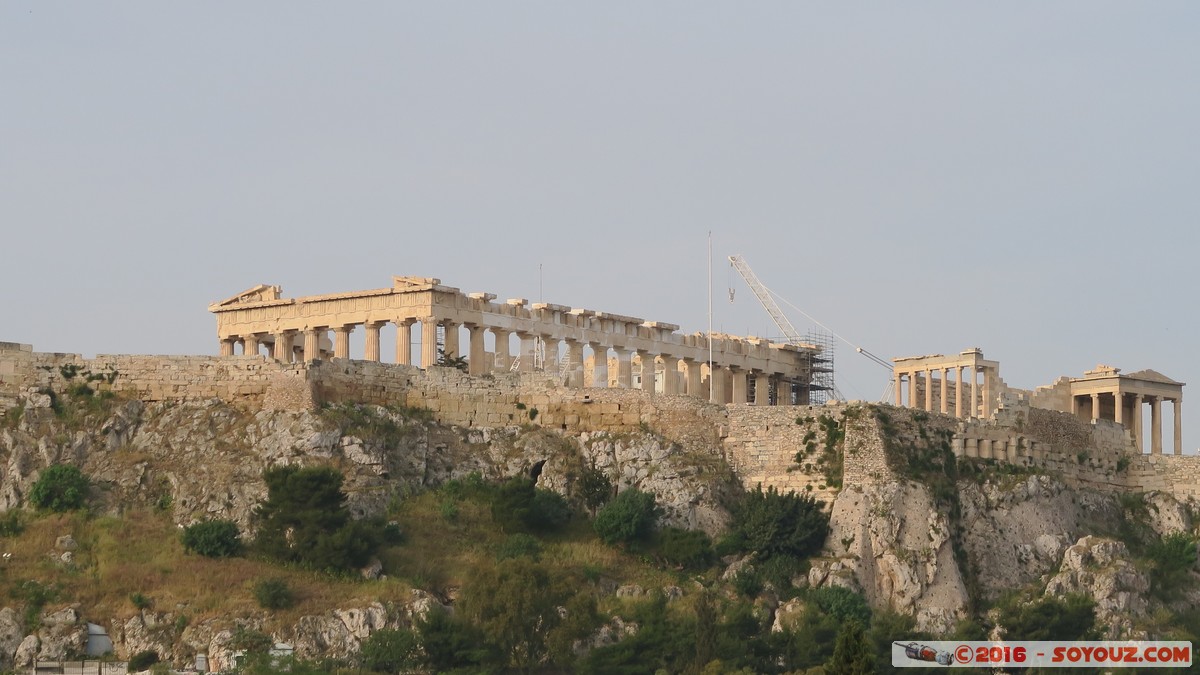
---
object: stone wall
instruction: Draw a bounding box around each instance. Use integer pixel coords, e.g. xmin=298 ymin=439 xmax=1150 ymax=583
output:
xmin=3 ymin=345 xmax=1198 ymax=504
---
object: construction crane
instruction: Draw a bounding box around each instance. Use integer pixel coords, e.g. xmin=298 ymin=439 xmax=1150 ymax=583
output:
xmin=728 ymin=254 xmax=894 ymax=402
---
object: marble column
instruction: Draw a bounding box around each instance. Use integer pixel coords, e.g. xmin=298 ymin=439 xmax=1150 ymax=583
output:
xmin=661 ymin=356 xmax=680 ymax=395
xmin=710 ymin=366 xmax=728 ymax=404
xmin=420 ymin=320 xmax=438 ymax=367
xmin=565 ymin=340 xmax=585 ymax=387
xmin=466 ymin=324 xmax=487 ymax=375
xmin=894 ymin=372 xmax=904 ymax=408
xmin=1133 ymin=394 xmax=1144 ymax=452
xmin=940 ymin=369 xmax=949 ymax=415
xmin=638 ymin=351 xmax=656 ymax=393
xmin=273 ymin=331 xmax=294 ymax=362
xmin=493 ymin=329 xmax=512 ymax=372
xmin=908 ymin=371 xmax=918 ymax=410
xmin=730 ymin=368 xmax=747 ymax=403
xmin=965 ymin=437 xmax=979 ymax=458
xmin=333 ymin=325 xmax=352 ymax=359
xmin=754 ymin=371 xmax=769 ymax=406
xmin=244 ymin=334 xmax=261 ymax=357
xmin=614 ymin=347 xmax=633 ymax=388
xmin=1091 ymin=393 xmax=1101 ymax=422
xmin=395 ymin=319 xmax=414 ymax=365
xmin=589 ymin=343 xmax=608 ymax=387
xmin=517 ymin=333 xmax=537 ymax=372
xmin=544 ymin=337 xmax=561 ymax=372
xmin=220 ymin=338 xmax=236 ymax=357
xmin=366 ymin=322 xmax=385 ymax=362
xmin=970 ymin=367 xmax=978 ymax=418
xmin=955 ymin=367 xmax=964 ymax=418
xmin=1151 ymin=397 xmax=1163 ymax=455
xmin=982 ymin=368 xmax=992 ymax=418
xmin=441 ymin=320 xmax=460 ymax=360
xmin=924 ymin=369 xmax=933 ymax=412
xmin=684 ymin=358 xmax=702 ymax=397
xmin=303 ymin=327 xmax=324 ymax=362
xmin=1175 ymin=399 xmax=1183 ymax=456
xmin=1114 ymin=392 xmax=1124 ymax=425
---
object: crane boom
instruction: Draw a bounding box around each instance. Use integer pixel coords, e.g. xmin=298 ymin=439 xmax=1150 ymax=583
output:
xmin=728 ymin=255 xmax=804 ymax=344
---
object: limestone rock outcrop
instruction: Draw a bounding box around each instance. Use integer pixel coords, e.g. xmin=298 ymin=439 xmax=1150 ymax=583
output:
xmin=1044 ymin=536 xmax=1150 ymax=639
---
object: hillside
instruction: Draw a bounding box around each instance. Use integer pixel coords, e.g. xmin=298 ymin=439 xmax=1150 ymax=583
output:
xmin=0 ymin=364 xmax=1198 ymax=673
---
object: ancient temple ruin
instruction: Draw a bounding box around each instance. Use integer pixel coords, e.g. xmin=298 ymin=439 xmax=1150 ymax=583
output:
xmin=209 ymin=276 xmax=822 ymax=404
xmin=893 ymin=348 xmax=1184 ymax=455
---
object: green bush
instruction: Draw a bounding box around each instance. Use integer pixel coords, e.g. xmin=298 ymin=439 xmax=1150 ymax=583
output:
xmin=417 ymin=606 xmax=497 ymax=672
xmin=360 ymin=628 xmax=419 ymax=672
xmin=729 ymin=486 xmax=829 ymax=559
xmin=1148 ymin=532 xmax=1198 ymax=597
xmin=0 ymin=510 xmax=25 ymax=537
xmin=594 ymin=488 xmax=659 ymax=545
xmin=497 ymin=533 xmax=542 ymax=561
xmin=28 ymin=464 xmax=89 ymax=512
xmin=658 ymin=527 xmax=714 ymax=570
xmin=127 ymin=650 xmax=159 ymax=671
xmin=577 ymin=466 xmax=614 ymax=514
xmin=129 ymin=592 xmax=153 ymax=610
xmin=253 ymin=577 xmax=295 ymax=610
xmin=810 ymin=586 xmax=871 ymax=625
xmin=254 ymin=465 xmax=390 ymax=573
xmin=996 ymin=593 xmax=1096 ymax=641
xmin=181 ymin=519 xmax=242 ymax=558
xmin=491 ymin=478 xmax=572 ymax=533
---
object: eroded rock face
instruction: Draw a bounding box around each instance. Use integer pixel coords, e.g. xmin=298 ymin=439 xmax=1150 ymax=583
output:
xmin=824 ymin=481 xmax=968 ymax=634
xmin=1143 ymin=491 xmax=1193 ymax=538
xmin=0 ymin=608 xmax=24 ymax=670
xmin=1044 ymin=536 xmax=1150 ymax=639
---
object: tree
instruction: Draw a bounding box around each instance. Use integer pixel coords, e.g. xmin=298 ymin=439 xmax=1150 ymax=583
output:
xmin=28 ymin=464 xmax=89 ymax=512
xmin=593 ymin=488 xmax=659 ymax=545
xmin=181 ymin=519 xmax=242 ymax=558
xmin=827 ymin=620 xmax=875 ymax=675
xmin=577 ymin=466 xmax=614 ymax=515
xmin=491 ymin=478 xmax=571 ymax=534
xmin=729 ymin=485 xmax=829 ymax=559
xmin=461 ymin=557 xmax=570 ymax=672
xmin=254 ymin=465 xmax=387 ymax=572
xmin=360 ymin=628 xmax=419 ymax=672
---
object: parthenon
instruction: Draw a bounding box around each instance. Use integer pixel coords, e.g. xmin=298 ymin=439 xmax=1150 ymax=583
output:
xmin=209 ymin=276 xmax=823 ymax=405
xmin=892 ymin=348 xmax=1185 ymax=455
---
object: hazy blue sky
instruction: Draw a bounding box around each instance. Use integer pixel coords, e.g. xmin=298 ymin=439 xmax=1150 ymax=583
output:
xmin=3 ymin=4 xmax=1197 ymax=449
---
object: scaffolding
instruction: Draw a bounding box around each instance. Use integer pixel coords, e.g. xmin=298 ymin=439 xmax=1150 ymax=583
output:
xmin=804 ymin=329 xmax=837 ymax=405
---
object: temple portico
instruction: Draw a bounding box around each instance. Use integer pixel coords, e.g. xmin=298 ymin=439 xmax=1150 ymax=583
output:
xmin=209 ymin=277 xmax=820 ymax=405
xmin=1068 ymin=365 xmax=1184 ymax=455
xmin=892 ymin=349 xmax=1001 ymax=419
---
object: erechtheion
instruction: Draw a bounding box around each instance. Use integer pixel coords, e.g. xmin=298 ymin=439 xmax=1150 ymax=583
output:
xmin=893 ymin=348 xmax=1184 ymax=455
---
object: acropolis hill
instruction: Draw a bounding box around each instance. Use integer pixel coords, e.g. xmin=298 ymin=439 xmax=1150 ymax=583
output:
xmin=0 ymin=276 xmax=1193 ymax=502
xmin=0 ymin=275 xmax=1198 ymax=653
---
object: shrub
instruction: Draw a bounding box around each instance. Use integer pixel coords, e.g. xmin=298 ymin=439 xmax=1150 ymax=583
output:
xmin=360 ymin=628 xmax=419 ymax=672
xmin=0 ymin=510 xmax=25 ymax=537
xmin=996 ymin=593 xmax=1096 ymax=641
xmin=577 ymin=466 xmax=614 ymax=514
xmin=253 ymin=577 xmax=295 ymax=610
xmin=729 ymin=486 xmax=829 ymax=559
xmin=129 ymin=592 xmax=153 ymax=610
xmin=181 ymin=519 xmax=242 ymax=558
xmin=491 ymin=478 xmax=572 ymax=533
xmin=128 ymin=650 xmax=159 ymax=671
xmin=497 ymin=533 xmax=542 ymax=560
xmin=417 ymin=606 xmax=496 ymax=672
xmin=1148 ymin=532 xmax=1198 ymax=597
xmin=28 ymin=464 xmax=89 ymax=512
xmin=810 ymin=586 xmax=871 ymax=625
xmin=594 ymin=488 xmax=659 ymax=545
xmin=658 ymin=527 xmax=714 ymax=570
xmin=254 ymin=465 xmax=389 ymax=572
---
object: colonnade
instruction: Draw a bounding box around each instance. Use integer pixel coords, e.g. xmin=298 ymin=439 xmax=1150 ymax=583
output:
xmin=1072 ymin=391 xmax=1183 ymax=455
xmin=891 ymin=349 xmax=1001 ymax=420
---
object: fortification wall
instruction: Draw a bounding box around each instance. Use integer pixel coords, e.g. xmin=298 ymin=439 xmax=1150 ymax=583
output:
xmin=3 ymin=345 xmax=1198 ymax=504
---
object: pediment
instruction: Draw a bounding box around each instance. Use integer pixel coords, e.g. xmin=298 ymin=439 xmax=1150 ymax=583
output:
xmin=213 ymin=284 xmax=282 ymax=307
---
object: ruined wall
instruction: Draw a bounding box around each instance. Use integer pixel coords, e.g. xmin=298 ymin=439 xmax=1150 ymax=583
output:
xmin=4 ymin=345 xmax=1199 ymax=503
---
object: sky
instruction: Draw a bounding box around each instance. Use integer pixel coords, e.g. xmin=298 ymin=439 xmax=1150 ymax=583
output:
xmin=3 ymin=3 xmax=1198 ymax=449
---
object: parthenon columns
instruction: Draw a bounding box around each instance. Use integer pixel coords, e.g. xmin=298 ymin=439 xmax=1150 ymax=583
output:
xmin=466 ymin=324 xmax=487 ymax=375
xmin=273 ymin=330 xmax=295 ymax=362
xmin=220 ymin=338 xmax=236 ymax=357
xmin=662 ymin=356 xmax=680 ymax=396
xmin=589 ymin=343 xmax=608 ymax=387
xmin=395 ymin=319 xmax=413 ymax=365
xmin=365 ymin=321 xmax=385 ymax=362
xmin=730 ymin=368 xmax=747 ymax=404
xmin=493 ymin=329 xmax=512 ymax=372
xmin=303 ymin=328 xmax=323 ymax=362
xmin=244 ymin=334 xmax=261 ymax=357
xmin=334 ymin=325 xmax=352 ymax=359
xmin=517 ymin=333 xmax=536 ymax=373
xmin=442 ymin=320 xmax=459 ymax=360
xmin=684 ymin=358 xmax=702 ymax=397
xmin=638 ymin=351 xmax=656 ymax=393
xmin=939 ymin=369 xmax=948 ymax=415
xmin=565 ymin=340 xmax=585 ymax=388
xmin=421 ymin=321 xmax=439 ymax=368
xmin=754 ymin=371 xmax=769 ymax=406
xmin=955 ymin=367 xmax=964 ymax=417
xmin=923 ymin=369 xmax=933 ymax=411
xmin=614 ymin=347 xmax=632 ymax=388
